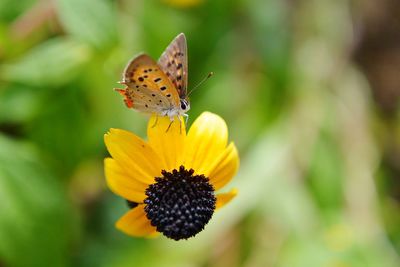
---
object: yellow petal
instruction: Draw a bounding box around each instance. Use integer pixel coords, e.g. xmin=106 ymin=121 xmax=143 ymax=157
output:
xmin=104 ymin=128 xmax=162 ymax=184
xmin=104 ymin=158 xmax=147 ymax=203
xmin=208 ymin=142 xmax=239 ymax=190
xmin=116 ymin=204 xmax=157 ymax=237
xmin=147 ymin=115 xmax=186 ymax=172
xmin=216 ymin=189 xmax=238 ymax=209
xmin=184 ymin=112 xmax=228 ymax=175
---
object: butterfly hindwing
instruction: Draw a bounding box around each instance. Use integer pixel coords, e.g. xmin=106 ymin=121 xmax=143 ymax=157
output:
xmin=116 ymin=86 xmax=172 ymax=114
xmin=158 ymin=33 xmax=188 ymax=99
xmin=122 ymin=54 xmax=180 ymax=111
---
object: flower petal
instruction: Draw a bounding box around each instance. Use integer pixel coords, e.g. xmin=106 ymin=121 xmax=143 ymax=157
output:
xmin=104 ymin=128 xmax=162 ymax=184
xmin=116 ymin=204 xmax=157 ymax=237
xmin=216 ymin=189 xmax=238 ymax=209
xmin=184 ymin=112 xmax=228 ymax=175
xmin=147 ymin=115 xmax=186 ymax=171
xmin=104 ymin=158 xmax=147 ymax=203
xmin=208 ymin=142 xmax=239 ymax=190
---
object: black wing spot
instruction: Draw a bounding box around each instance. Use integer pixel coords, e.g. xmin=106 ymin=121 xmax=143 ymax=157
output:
xmin=159 ymin=100 xmax=162 ymax=103
xmin=152 ymin=94 xmax=156 ymax=97
xmin=148 ymin=68 xmax=153 ymax=72
xmin=177 ymin=63 xmax=183 ymax=69
xmin=178 ymin=85 xmax=182 ymax=90
xmin=136 ymin=85 xmax=139 ymax=88
xmin=177 ymin=75 xmax=182 ymax=81
xmin=154 ymin=78 xmax=161 ymax=82
xmin=144 ymin=70 xmax=148 ymax=73
xmin=166 ymin=94 xmax=171 ymax=97
xmin=144 ymin=75 xmax=148 ymax=78
xmin=145 ymin=104 xmax=148 ymax=108
xmin=160 ymin=86 xmax=167 ymax=91
xmin=143 ymin=84 xmax=147 ymax=87
xmin=138 ymin=77 xmax=144 ymax=82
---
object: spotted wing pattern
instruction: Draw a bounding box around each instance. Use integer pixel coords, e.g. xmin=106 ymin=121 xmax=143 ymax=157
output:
xmin=118 ymin=54 xmax=180 ymax=114
xmin=158 ymin=33 xmax=188 ymax=99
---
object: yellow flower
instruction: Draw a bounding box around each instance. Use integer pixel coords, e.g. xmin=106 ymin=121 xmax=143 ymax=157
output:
xmin=104 ymin=112 xmax=239 ymax=240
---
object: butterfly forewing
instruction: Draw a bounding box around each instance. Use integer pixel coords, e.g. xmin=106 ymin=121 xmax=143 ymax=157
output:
xmin=158 ymin=33 xmax=188 ymax=99
xmin=122 ymin=54 xmax=180 ymax=111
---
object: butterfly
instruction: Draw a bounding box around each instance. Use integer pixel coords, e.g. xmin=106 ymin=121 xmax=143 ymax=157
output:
xmin=115 ymin=33 xmax=190 ymax=122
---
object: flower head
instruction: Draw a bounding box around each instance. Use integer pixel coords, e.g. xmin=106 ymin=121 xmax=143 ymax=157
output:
xmin=104 ymin=112 xmax=239 ymax=240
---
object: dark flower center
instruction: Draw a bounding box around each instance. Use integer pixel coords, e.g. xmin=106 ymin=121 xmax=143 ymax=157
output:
xmin=144 ymin=165 xmax=216 ymax=241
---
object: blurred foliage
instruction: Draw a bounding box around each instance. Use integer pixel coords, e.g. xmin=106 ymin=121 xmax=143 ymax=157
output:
xmin=0 ymin=0 xmax=399 ymax=266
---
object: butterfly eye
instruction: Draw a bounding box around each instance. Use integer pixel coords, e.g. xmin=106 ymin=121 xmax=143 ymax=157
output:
xmin=180 ymin=99 xmax=188 ymax=110
xmin=180 ymin=102 xmax=186 ymax=110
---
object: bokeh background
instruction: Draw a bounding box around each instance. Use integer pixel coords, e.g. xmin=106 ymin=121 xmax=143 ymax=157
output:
xmin=1 ymin=0 xmax=400 ymax=266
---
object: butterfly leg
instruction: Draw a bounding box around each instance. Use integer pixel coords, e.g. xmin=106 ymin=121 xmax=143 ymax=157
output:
xmin=179 ymin=114 xmax=189 ymax=134
xmin=166 ymin=120 xmax=174 ymax=133
xmin=165 ymin=116 xmax=175 ymax=133
xmin=151 ymin=115 xmax=159 ymax=128
xmin=183 ymin=114 xmax=189 ymax=125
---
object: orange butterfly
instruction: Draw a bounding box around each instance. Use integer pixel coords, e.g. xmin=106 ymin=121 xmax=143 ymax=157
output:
xmin=116 ymin=33 xmax=190 ymax=122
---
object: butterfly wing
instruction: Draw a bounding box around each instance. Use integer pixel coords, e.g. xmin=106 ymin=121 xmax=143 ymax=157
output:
xmin=158 ymin=33 xmax=188 ymax=99
xmin=116 ymin=86 xmax=172 ymax=114
xmin=119 ymin=54 xmax=180 ymax=114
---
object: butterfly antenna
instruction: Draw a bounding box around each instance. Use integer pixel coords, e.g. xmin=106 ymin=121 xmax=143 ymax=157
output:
xmin=188 ymin=72 xmax=214 ymax=96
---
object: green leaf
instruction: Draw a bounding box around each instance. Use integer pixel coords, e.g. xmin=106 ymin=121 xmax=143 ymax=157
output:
xmin=26 ymin=85 xmax=92 ymax=174
xmin=0 ymin=135 xmax=74 ymax=267
xmin=0 ymin=0 xmax=34 ymax=22
xmin=56 ymin=0 xmax=118 ymax=49
xmin=0 ymin=85 xmax=41 ymax=123
xmin=0 ymin=38 xmax=90 ymax=87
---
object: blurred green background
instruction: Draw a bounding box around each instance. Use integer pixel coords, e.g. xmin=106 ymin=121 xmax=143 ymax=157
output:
xmin=1 ymin=0 xmax=400 ymax=266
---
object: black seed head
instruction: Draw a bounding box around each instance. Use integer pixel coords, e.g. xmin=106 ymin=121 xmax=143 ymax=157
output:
xmin=144 ymin=166 xmax=216 ymax=241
